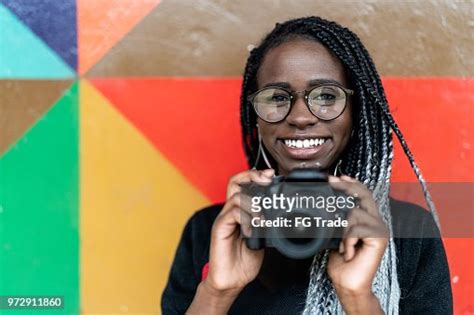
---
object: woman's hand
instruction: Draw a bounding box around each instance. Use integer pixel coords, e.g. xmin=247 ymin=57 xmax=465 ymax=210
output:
xmin=327 ymin=175 xmax=388 ymax=314
xmin=205 ymin=168 xmax=274 ymax=291
xmin=187 ymin=169 xmax=274 ymax=315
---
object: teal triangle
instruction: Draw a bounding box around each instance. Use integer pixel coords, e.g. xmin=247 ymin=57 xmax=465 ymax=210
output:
xmin=0 ymin=82 xmax=79 ymax=314
xmin=0 ymin=4 xmax=75 ymax=78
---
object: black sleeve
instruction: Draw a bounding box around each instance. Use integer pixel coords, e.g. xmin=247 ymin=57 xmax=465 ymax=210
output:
xmin=161 ymin=206 xmax=220 ymax=315
xmin=394 ymin=201 xmax=453 ymax=315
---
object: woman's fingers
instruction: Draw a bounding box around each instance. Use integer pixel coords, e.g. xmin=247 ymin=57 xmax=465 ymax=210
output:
xmin=226 ymin=169 xmax=274 ymax=199
xmin=219 ymin=192 xmax=255 ymax=217
xmin=341 ymin=226 xmax=385 ymax=261
xmin=215 ymin=192 xmax=262 ymax=239
xmin=344 ymin=208 xmax=383 ymax=234
xmin=222 ymin=192 xmax=261 ymax=217
xmin=340 ymin=207 xmax=389 ymax=261
xmin=341 ymin=227 xmax=388 ymax=261
xmin=338 ymin=240 xmax=345 ymax=254
xmin=214 ymin=204 xmax=250 ymax=239
xmin=327 ymin=175 xmax=388 ymax=261
xmin=328 ymin=175 xmax=379 ymax=218
xmin=342 ymin=237 xmax=359 ymax=261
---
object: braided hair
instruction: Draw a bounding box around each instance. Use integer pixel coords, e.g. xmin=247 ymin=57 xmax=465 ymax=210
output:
xmin=239 ymin=16 xmax=438 ymax=314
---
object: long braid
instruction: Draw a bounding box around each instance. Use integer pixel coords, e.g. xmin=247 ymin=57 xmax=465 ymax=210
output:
xmin=240 ymin=16 xmax=436 ymax=314
xmin=334 ymin=24 xmax=439 ymax=223
xmin=380 ymin=105 xmax=440 ymax=226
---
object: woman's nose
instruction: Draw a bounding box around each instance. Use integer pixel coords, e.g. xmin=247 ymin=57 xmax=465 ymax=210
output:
xmin=285 ymin=96 xmax=319 ymax=128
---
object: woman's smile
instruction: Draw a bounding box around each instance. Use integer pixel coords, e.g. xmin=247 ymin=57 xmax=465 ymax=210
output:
xmin=277 ymin=136 xmax=332 ymax=160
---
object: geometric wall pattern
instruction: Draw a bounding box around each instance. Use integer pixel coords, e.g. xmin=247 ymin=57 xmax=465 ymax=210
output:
xmin=0 ymin=0 xmax=472 ymax=314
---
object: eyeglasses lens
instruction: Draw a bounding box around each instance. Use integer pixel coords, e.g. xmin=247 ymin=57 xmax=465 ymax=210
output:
xmin=253 ymin=86 xmax=347 ymax=122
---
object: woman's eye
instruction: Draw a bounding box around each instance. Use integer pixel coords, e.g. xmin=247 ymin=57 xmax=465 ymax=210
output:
xmin=315 ymin=93 xmax=336 ymax=101
xmin=271 ymin=94 xmax=290 ymax=103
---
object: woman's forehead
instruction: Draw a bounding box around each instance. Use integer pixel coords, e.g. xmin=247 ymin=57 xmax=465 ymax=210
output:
xmin=257 ymin=39 xmax=348 ymax=88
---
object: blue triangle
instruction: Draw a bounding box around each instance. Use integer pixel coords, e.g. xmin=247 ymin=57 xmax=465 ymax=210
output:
xmin=0 ymin=0 xmax=77 ymax=70
xmin=0 ymin=4 xmax=75 ymax=78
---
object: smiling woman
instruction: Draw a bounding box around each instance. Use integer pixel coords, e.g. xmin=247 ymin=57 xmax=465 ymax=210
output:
xmin=162 ymin=16 xmax=452 ymax=315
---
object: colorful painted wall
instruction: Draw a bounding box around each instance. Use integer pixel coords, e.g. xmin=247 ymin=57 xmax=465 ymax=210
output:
xmin=0 ymin=0 xmax=472 ymax=314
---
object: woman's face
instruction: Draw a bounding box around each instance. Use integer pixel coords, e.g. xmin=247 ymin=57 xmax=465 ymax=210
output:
xmin=256 ymin=39 xmax=353 ymax=175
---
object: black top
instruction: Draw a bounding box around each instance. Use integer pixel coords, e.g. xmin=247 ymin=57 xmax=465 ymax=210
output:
xmin=162 ymin=198 xmax=453 ymax=314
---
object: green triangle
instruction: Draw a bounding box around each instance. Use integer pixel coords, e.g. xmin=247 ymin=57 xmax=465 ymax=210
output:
xmin=0 ymin=82 xmax=79 ymax=314
xmin=0 ymin=4 xmax=75 ymax=78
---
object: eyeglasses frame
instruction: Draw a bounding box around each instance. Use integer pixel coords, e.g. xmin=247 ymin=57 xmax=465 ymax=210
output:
xmin=247 ymin=83 xmax=354 ymax=123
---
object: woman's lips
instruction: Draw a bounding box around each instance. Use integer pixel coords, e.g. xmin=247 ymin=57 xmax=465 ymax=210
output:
xmin=278 ymin=138 xmax=330 ymax=159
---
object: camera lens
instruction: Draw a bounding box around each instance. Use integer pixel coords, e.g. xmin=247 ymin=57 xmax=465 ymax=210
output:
xmin=268 ymin=209 xmax=334 ymax=259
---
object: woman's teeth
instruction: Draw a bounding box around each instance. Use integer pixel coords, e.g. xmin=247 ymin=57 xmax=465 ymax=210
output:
xmin=283 ymin=138 xmax=326 ymax=149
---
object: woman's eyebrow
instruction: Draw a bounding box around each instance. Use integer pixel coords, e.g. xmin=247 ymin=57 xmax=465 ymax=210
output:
xmin=262 ymin=82 xmax=291 ymax=89
xmin=308 ymin=78 xmax=342 ymax=86
xmin=262 ymin=79 xmax=343 ymax=89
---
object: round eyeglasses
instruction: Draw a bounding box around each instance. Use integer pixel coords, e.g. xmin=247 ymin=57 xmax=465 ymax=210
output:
xmin=247 ymin=83 xmax=354 ymax=123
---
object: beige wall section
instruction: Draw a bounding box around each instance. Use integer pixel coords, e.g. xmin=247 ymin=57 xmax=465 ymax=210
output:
xmin=88 ymin=0 xmax=473 ymax=77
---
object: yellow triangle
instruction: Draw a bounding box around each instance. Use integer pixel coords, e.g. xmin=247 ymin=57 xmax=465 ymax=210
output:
xmin=80 ymin=80 xmax=210 ymax=314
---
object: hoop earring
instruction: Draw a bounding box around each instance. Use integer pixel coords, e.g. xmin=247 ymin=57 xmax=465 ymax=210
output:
xmin=252 ymin=124 xmax=273 ymax=170
xmin=333 ymin=159 xmax=343 ymax=177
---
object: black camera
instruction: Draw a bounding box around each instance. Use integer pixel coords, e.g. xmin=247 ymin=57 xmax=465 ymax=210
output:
xmin=241 ymin=168 xmax=354 ymax=259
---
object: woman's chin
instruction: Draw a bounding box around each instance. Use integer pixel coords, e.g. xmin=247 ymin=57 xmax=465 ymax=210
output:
xmin=279 ymin=159 xmax=330 ymax=174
